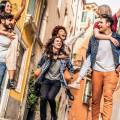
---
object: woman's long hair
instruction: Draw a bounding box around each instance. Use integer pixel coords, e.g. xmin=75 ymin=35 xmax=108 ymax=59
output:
xmin=44 ymin=36 xmax=63 ymax=60
xmin=0 ymin=0 xmax=10 ymax=13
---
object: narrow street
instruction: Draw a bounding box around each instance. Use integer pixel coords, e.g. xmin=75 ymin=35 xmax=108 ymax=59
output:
xmin=0 ymin=0 xmax=120 ymax=120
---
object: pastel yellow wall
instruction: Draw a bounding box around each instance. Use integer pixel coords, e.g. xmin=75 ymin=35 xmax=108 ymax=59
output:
xmin=10 ymin=0 xmax=33 ymax=46
xmin=9 ymin=0 xmax=33 ymax=101
xmin=8 ymin=0 xmax=43 ymax=102
xmin=10 ymin=0 xmax=28 ymax=30
xmin=10 ymin=46 xmax=33 ymax=102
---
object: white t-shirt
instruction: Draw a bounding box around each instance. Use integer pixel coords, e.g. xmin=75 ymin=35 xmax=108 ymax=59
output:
xmin=94 ymin=40 xmax=115 ymax=72
xmin=0 ymin=35 xmax=11 ymax=62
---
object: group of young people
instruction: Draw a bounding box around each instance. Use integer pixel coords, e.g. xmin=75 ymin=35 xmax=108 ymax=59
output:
xmin=34 ymin=21 xmax=90 ymax=119
xmin=35 ymin=4 xmax=120 ymax=120
xmin=0 ymin=1 xmax=119 ymax=120
xmin=0 ymin=0 xmax=26 ymax=92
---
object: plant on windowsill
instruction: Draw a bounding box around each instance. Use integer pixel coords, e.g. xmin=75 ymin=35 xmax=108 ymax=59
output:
xmin=26 ymin=69 xmax=40 ymax=120
xmin=27 ymin=69 xmax=38 ymax=111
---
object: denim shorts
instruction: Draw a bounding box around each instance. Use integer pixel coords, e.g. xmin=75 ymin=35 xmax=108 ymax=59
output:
xmin=0 ymin=62 xmax=6 ymax=87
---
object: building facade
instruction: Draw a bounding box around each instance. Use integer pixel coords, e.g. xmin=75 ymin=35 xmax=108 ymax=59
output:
xmin=0 ymin=0 xmax=45 ymax=119
xmin=0 ymin=0 xmax=102 ymax=120
xmin=68 ymin=2 xmax=98 ymax=120
xmin=0 ymin=0 xmax=84 ymax=119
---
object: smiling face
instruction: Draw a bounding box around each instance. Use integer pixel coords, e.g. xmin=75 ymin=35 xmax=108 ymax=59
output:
xmin=52 ymin=37 xmax=62 ymax=50
xmin=2 ymin=17 xmax=13 ymax=30
xmin=5 ymin=2 xmax=12 ymax=13
xmin=57 ymin=29 xmax=67 ymax=41
xmin=99 ymin=18 xmax=110 ymax=33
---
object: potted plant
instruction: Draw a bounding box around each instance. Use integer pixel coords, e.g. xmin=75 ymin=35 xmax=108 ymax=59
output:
xmin=26 ymin=69 xmax=38 ymax=120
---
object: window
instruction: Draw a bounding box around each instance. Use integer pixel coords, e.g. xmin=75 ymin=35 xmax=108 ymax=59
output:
xmin=34 ymin=0 xmax=45 ymax=25
xmin=27 ymin=0 xmax=36 ymax=16
xmin=63 ymin=15 xmax=68 ymax=27
xmin=15 ymin=41 xmax=27 ymax=93
xmin=14 ymin=42 xmax=26 ymax=83
xmin=87 ymin=12 xmax=95 ymax=24
xmin=81 ymin=11 xmax=87 ymax=22
xmin=39 ymin=11 xmax=48 ymax=44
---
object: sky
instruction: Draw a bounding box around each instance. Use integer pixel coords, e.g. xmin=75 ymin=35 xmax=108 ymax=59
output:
xmin=86 ymin=0 xmax=120 ymax=14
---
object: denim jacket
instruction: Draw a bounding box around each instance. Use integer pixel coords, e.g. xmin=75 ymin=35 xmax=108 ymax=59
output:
xmin=86 ymin=32 xmax=120 ymax=68
xmin=37 ymin=54 xmax=74 ymax=87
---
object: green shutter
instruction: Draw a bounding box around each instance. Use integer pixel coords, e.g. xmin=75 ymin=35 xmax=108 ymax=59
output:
xmin=27 ymin=0 xmax=36 ymax=16
xmin=82 ymin=11 xmax=87 ymax=22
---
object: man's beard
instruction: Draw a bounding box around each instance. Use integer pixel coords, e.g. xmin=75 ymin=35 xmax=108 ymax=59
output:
xmin=4 ymin=24 xmax=13 ymax=32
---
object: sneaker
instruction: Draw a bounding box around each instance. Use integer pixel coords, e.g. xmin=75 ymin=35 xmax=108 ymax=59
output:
xmin=7 ymin=79 xmax=16 ymax=89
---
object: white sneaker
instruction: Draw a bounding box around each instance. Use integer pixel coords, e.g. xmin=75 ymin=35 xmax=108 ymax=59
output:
xmin=68 ymin=82 xmax=80 ymax=89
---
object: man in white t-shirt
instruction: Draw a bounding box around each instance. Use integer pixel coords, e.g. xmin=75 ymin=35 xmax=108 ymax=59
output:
xmin=86 ymin=14 xmax=120 ymax=120
xmin=0 ymin=13 xmax=14 ymax=91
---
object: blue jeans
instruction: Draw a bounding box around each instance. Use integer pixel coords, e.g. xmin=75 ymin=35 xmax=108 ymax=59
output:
xmin=0 ymin=62 xmax=6 ymax=87
xmin=40 ymin=79 xmax=61 ymax=120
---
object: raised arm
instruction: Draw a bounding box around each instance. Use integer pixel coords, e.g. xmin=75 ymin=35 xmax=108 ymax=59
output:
xmin=67 ymin=29 xmax=85 ymax=44
xmin=14 ymin=0 xmax=26 ymax=21
xmin=116 ymin=9 xmax=120 ymax=19
xmin=66 ymin=18 xmax=90 ymax=44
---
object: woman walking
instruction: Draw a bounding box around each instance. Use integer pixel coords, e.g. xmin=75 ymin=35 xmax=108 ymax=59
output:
xmin=35 ymin=36 xmax=74 ymax=120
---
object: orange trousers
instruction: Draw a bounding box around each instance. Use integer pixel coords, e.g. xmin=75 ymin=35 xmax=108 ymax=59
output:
xmin=92 ymin=70 xmax=118 ymax=120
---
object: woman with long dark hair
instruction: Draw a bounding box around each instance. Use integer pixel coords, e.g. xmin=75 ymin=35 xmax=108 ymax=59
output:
xmin=0 ymin=0 xmax=26 ymax=21
xmin=35 ymin=36 xmax=74 ymax=120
